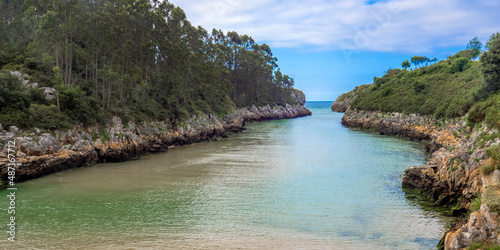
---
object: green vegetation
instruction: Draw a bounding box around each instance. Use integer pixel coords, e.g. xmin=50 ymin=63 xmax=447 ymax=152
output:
xmin=350 ymin=57 xmax=484 ymax=118
xmin=471 ymin=196 xmax=482 ymax=212
xmin=335 ymin=84 xmax=370 ymax=102
xmin=485 ymin=145 xmax=500 ymax=169
xmin=480 ymin=163 xmax=496 ymax=175
xmin=0 ymin=0 xmax=298 ymax=129
xmin=467 ymin=241 xmax=500 ymax=250
xmin=340 ymin=34 xmax=500 ymax=130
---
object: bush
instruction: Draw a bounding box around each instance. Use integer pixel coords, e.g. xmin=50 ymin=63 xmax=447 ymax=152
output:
xmin=0 ymin=71 xmax=30 ymax=113
xmin=486 ymin=145 xmax=500 ymax=169
xmin=449 ymin=57 xmax=470 ymax=73
xmin=58 ymin=84 xmax=103 ymax=125
xmin=0 ymin=110 xmax=27 ymax=127
xmin=381 ymin=87 xmax=392 ymax=97
xmin=480 ymin=164 xmax=496 ymax=175
xmin=27 ymin=104 xmax=71 ymax=129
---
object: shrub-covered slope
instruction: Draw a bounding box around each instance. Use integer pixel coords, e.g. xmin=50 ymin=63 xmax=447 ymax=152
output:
xmin=349 ymin=58 xmax=485 ymax=118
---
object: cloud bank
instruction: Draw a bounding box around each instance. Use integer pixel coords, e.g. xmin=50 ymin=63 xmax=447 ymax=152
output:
xmin=169 ymin=0 xmax=500 ymax=53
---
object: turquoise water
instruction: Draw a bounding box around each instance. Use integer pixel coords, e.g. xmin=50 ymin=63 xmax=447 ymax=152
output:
xmin=1 ymin=102 xmax=452 ymax=249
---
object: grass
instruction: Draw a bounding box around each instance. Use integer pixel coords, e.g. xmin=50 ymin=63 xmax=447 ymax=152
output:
xmin=467 ymin=241 xmax=500 ymax=250
xmin=480 ymin=164 xmax=496 ymax=175
xmin=471 ymin=196 xmax=482 ymax=212
xmin=486 ymin=145 xmax=500 ymax=169
xmin=349 ymin=58 xmax=484 ymax=119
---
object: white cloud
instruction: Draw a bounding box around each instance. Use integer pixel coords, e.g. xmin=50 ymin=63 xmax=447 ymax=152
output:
xmin=168 ymin=0 xmax=500 ymax=53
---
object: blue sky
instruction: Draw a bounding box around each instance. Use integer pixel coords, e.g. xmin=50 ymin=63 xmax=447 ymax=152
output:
xmin=169 ymin=0 xmax=500 ymax=101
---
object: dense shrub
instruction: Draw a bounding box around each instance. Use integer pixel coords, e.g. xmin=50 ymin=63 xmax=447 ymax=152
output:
xmin=58 ymin=84 xmax=103 ymax=125
xmin=449 ymin=57 xmax=470 ymax=73
xmin=27 ymin=104 xmax=71 ymax=129
xmin=0 ymin=72 xmax=29 ymax=113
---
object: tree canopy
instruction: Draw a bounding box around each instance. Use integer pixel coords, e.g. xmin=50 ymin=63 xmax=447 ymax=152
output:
xmin=466 ymin=36 xmax=483 ymax=60
xmin=0 ymin=0 xmax=298 ymax=128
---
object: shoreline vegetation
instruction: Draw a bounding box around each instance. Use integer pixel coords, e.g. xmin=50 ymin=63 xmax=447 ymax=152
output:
xmin=0 ymin=2 xmax=312 ymax=183
xmin=332 ymin=33 xmax=500 ymax=250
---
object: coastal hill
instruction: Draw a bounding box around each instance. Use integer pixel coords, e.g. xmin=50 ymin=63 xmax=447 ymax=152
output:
xmin=333 ymin=34 xmax=500 ymax=249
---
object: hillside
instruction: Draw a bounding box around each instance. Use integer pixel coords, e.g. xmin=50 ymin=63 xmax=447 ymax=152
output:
xmin=339 ymin=57 xmax=485 ymax=118
xmin=0 ymin=0 xmax=303 ymax=131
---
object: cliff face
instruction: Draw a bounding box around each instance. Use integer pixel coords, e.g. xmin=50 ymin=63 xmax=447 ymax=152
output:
xmin=341 ymin=108 xmax=500 ymax=249
xmin=0 ymin=104 xmax=311 ymax=184
xmin=291 ymin=89 xmax=307 ymax=106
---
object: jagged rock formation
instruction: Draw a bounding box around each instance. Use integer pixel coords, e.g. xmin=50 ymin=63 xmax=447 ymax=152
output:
xmin=0 ymin=104 xmax=311 ymax=184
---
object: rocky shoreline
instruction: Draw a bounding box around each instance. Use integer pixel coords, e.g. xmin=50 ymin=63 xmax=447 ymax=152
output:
xmin=340 ymin=108 xmax=500 ymax=249
xmin=0 ymin=104 xmax=311 ymax=184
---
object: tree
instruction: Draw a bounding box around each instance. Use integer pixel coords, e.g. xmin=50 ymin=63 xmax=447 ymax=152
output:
xmin=466 ymin=36 xmax=482 ymax=60
xmin=481 ymin=38 xmax=500 ymax=92
xmin=401 ymin=60 xmax=411 ymax=70
xmin=411 ymin=56 xmax=429 ymax=69
xmin=486 ymin=32 xmax=500 ymax=50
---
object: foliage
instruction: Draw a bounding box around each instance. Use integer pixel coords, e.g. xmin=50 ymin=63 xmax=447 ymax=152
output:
xmin=401 ymin=60 xmax=411 ymax=70
xmin=0 ymin=0 xmax=298 ymax=129
xmin=349 ymin=56 xmax=484 ymax=119
xmin=449 ymin=57 xmax=471 ymax=73
xmin=481 ymin=38 xmax=500 ymax=93
xmin=485 ymin=145 xmax=500 ymax=169
xmin=468 ymin=93 xmax=500 ymax=129
xmin=466 ymin=240 xmax=500 ymax=250
xmin=26 ymin=104 xmax=71 ymax=129
xmin=466 ymin=36 xmax=483 ymax=60
xmin=0 ymin=71 xmax=29 ymax=113
xmin=471 ymin=196 xmax=482 ymax=212
xmin=480 ymin=163 xmax=496 ymax=175
xmin=486 ymin=32 xmax=500 ymax=50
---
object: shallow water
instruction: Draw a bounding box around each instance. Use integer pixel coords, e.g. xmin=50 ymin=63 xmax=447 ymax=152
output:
xmin=1 ymin=102 xmax=453 ymax=249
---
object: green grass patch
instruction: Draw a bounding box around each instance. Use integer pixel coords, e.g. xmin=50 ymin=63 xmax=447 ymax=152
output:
xmin=480 ymin=164 xmax=496 ymax=175
xmin=471 ymin=196 xmax=482 ymax=212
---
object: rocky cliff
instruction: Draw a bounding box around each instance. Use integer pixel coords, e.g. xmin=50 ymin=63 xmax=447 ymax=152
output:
xmin=0 ymin=104 xmax=311 ymax=184
xmin=340 ymin=108 xmax=500 ymax=249
xmin=291 ymin=89 xmax=307 ymax=106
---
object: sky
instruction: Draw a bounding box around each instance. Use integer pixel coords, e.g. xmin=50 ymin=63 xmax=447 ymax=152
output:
xmin=169 ymin=0 xmax=500 ymax=101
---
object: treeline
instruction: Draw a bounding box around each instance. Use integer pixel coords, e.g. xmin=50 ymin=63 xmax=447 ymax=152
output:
xmin=345 ymin=33 xmax=500 ymax=127
xmin=0 ymin=0 xmax=297 ymax=129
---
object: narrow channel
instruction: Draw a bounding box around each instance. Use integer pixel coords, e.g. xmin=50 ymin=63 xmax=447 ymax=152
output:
xmin=1 ymin=102 xmax=454 ymax=249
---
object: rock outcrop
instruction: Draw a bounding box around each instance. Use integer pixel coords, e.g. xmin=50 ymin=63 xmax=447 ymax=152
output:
xmin=291 ymin=89 xmax=307 ymax=106
xmin=330 ymin=99 xmax=351 ymax=112
xmin=0 ymin=104 xmax=311 ymax=184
